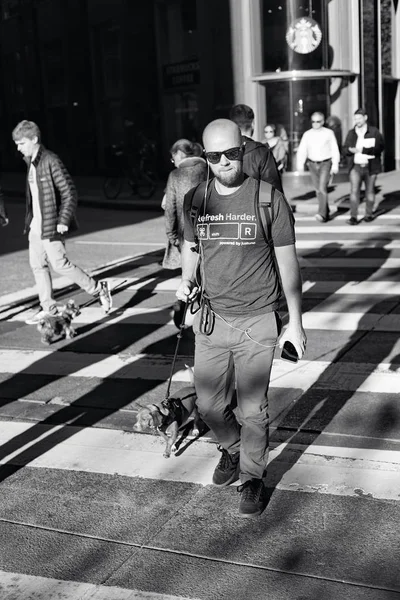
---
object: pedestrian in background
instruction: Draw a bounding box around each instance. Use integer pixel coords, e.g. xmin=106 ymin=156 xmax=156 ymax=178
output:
xmin=296 ymin=112 xmax=340 ymax=223
xmin=229 ymin=104 xmax=283 ymax=191
xmin=342 ymin=108 xmax=384 ymax=225
xmin=162 ymin=139 xmax=207 ymax=270
xmin=0 ymin=184 xmax=8 ymax=226
xmin=12 ymin=120 xmax=112 ymax=324
xmin=262 ymin=123 xmax=288 ymax=173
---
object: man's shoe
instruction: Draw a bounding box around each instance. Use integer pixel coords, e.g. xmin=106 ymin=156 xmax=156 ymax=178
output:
xmin=212 ymin=446 xmax=240 ymax=487
xmin=238 ymin=478 xmax=266 ymax=518
xmin=347 ymin=217 xmax=358 ymax=226
xmin=25 ymin=307 xmax=58 ymax=325
xmin=364 ymin=215 xmax=375 ymax=222
xmin=315 ymin=213 xmax=328 ymax=223
xmin=97 ymin=280 xmax=112 ymax=313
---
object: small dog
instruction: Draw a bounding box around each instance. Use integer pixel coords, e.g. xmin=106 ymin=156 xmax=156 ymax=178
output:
xmin=37 ymin=300 xmax=81 ymax=345
xmin=134 ymin=367 xmax=206 ymax=458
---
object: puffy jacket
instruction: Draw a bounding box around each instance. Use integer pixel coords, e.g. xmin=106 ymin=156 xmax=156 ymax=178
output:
xmin=342 ymin=126 xmax=384 ymax=175
xmin=242 ymin=135 xmax=283 ymax=192
xmin=23 ymin=145 xmax=78 ymax=239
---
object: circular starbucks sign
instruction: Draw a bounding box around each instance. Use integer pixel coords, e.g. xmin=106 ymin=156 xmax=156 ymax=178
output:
xmin=286 ymin=17 xmax=322 ymax=54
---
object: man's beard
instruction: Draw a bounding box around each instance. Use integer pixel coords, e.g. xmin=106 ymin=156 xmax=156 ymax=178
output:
xmin=214 ymin=165 xmax=243 ymax=188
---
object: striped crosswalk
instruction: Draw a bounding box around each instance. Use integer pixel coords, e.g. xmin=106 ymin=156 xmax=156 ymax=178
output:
xmin=1 ymin=209 xmax=400 ymax=598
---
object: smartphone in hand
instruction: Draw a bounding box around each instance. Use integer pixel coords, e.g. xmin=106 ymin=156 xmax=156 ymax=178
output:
xmin=281 ymin=341 xmax=299 ymax=363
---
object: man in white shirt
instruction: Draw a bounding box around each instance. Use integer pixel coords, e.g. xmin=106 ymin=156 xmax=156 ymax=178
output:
xmin=342 ymin=108 xmax=384 ymax=225
xmin=296 ymin=112 xmax=340 ymax=223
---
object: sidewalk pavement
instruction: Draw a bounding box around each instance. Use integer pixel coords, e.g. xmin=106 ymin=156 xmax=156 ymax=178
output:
xmin=2 ymin=169 xmax=400 ymax=214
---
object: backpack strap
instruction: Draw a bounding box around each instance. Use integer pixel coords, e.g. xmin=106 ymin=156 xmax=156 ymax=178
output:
xmin=256 ymin=179 xmax=274 ymax=247
xmin=188 ymin=179 xmax=213 ymax=248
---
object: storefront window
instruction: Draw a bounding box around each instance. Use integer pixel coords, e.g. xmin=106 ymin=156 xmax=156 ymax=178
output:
xmin=262 ymin=0 xmax=328 ymax=72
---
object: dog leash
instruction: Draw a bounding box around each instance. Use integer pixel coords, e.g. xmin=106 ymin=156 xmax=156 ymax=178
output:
xmin=79 ymin=279 xmax=128 ymax=310
xmin=165 ymin=300 xmax=190 ymax=401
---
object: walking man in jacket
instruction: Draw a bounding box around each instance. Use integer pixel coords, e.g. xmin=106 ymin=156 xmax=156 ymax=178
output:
xmin=12 ymin=120 xmax=112 ymax=324
xmin=296 ymin=112 xmax=340 ymax=223
xmin=229 ymin=104 xmax=283 ymax=192
xmin=342 ymin=108 xmax=384 ymax=225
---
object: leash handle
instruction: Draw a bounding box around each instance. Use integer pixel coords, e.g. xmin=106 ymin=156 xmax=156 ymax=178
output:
xmin=165 ymin=300 xmax=190 ymax=400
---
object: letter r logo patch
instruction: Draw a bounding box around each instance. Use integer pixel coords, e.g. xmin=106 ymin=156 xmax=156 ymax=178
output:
xmin=240 ymin=223 xmax=256 ymax=239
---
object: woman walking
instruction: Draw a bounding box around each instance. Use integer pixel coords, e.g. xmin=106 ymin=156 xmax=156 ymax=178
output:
xmin=162 ymin=139 xmax=207 ymax=270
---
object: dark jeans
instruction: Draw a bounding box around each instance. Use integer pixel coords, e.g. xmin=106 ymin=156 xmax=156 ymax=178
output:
xmin=349 ymin=165 xmax=377 ymax=219
xmin=193 ymin=310 xmax=280 ymax=483
xmin=307 ymin=159 xmax=332 ymax=220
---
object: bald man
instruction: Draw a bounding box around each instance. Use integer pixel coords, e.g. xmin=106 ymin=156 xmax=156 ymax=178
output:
xmin=176 ymin=119 xmax=306 ymax=517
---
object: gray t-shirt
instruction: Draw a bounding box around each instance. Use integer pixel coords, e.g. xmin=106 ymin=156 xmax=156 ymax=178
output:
xmin=183 ymin=177 xmax=295 ymax=317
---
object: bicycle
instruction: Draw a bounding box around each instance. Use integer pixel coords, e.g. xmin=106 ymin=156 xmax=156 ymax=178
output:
xmin=103 ymin=142 xmax=157 ymax=200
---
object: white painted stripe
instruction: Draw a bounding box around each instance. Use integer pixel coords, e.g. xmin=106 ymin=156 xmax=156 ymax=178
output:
xmin=296 ymin=225 xmax=400 ymax=234
xmin=302 ymin=279 xmax=400 ymax=295
xmin=296 ymin=239 xmax=400 ymax=249
xmin=0 ymin=254 xmax=141 ymax=309
xmin=0 ymin=569 xmax=199 ymax=600
xmin=6 ymin=305 xmax=398 ymax=332
xmin=8 ymin=305 xmax=196 ymax=328
xmin=88 ymin=277 xmax=400 ymax=296
xmin=296 ymin=213 xmax=400 ymax=221
xmin=0 ymin=421 xmax=398 ymax=500
xmin=302 ymin=311 xmax=400 ymax=332
xmin=299 ymin=257 xmax=400 ymax=269
xmin=1 ymin=349 xmax=400 ymax=394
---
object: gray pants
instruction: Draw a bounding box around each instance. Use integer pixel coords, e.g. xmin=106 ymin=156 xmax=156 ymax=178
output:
xmin=349 ymin=165 xmax=377 ymax=219
xmin=193 ymin=310 xmax=280 ymax=483
xmin=28 ymin=229 xmax=98 ymax=312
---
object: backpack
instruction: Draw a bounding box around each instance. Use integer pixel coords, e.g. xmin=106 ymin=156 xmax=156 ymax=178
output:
xmin=187 ymin=178 xmax=276 ymax=250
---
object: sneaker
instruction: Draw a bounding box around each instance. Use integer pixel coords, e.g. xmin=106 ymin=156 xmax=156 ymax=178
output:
xmin=238 ymin=478 xmax=266 ymax=518
xmin=212 ymin=445 xmax=240 ymax=487
xmin=364 ymin=215 xmax=375 ymax=222
xmin=347 ymin=217 xmax=358 ymax=226
xmin=315 ymin=213 xmax=328 ymax=223
xmin=97 ymin=280 xmax=112 ymax=313
xmin=25 ymin=307 xmax=58 ymax=325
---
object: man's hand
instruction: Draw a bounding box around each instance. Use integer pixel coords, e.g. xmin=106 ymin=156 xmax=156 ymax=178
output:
xmin=57 ymin=224 xmax=68 ymax=234
xmin=1 ymin=217 xmax=9 ymax=227
xmin=176 ymin=278 xmax=199 ymax=303
xmin=349 ymin=147 xmax=357 ymax=154
xmin=278 ymin=323 xmax=307 ymax=360
xmin=330 ymin=166 xmax=339 ymax=175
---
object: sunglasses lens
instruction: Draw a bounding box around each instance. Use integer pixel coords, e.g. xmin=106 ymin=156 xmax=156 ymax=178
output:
xmin=205 ymin=147 xmax=241 ymax=163
xmin=224 ymin=148 xmax=241 ymax=160
xmin=205 ymin=152 xmax=221 ymax=164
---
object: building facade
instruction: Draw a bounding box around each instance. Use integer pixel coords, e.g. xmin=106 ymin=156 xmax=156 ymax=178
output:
xmin=230 ymin=0 xmax=400 ymax=172
xmin=0 ymin=0 xmax=398 ymax=175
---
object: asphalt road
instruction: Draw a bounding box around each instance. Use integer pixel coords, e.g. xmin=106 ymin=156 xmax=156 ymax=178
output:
xmin=1 ymin=197 xmax=400 ymax=600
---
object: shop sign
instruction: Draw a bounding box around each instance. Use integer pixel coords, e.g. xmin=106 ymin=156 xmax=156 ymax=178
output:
xmin=163 ymin=59 xmax=200 ymax=89
xmin=286 ymin=17 xmax=322 ymax=54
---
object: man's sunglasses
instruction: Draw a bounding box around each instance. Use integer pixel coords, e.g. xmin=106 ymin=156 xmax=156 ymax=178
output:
xmin=204 ymin=146 xmax=243 ymax=164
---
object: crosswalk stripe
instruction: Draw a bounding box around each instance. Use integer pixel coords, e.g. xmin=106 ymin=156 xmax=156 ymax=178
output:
xmin=299 ymin=257 xmax=400 ymax=268
xmin=1 ymin=349 xmax=399 ymax=394
xmin=295 ymin=213 xmax=400 ymax=221
xmin=5 ymin=305 xmax=399 ymax=332
xmin=0 ymin=569 xmax=199 ymax=600
xmin=296 ymin=239 xmax=400 ymax=249
xmin=296 ymin=225 xmax=400 ymax=233
xmin=0 ymin=421 xmax=398 ymax=500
